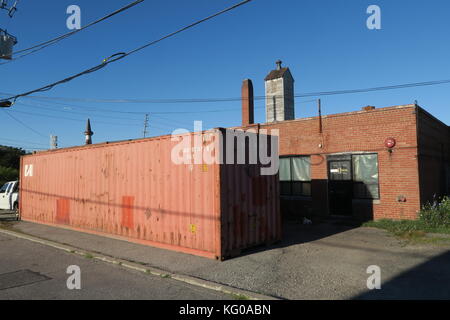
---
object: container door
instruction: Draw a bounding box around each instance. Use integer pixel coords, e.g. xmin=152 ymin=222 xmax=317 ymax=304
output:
xmin=328 ymin=161 xmax=353 ymax=216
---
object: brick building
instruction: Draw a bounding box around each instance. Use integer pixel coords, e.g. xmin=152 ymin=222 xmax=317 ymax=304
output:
xmin=238 ymin=62 xmax=450 ymax=221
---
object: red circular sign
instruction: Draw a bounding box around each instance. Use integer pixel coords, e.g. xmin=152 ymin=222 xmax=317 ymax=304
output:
xmin=385 ymin=138 xmax=396 ymax=149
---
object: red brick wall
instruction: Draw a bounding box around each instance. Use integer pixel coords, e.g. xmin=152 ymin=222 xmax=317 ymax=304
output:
xmin=241 ymin=79 xmax=254 ymax=127
xmin=239 ymin=105 xmax=421 ymax=221
xmin=417 ymin=108 xmax=450 ymax=206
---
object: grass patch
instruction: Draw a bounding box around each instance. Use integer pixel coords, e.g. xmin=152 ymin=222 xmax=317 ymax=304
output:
xmin=160 ymin=274 xmax=171 ymax=279
xmin=364 ymin=219 xmax=450 ymax=234
xmin=84 ymin=253 xmax=94 ymax=259
xmin=364 ymin=197 xmax=450 ymax=240
xmin=364 ymin=219 xmax=450 ymax=244
xmin=229 ymin=293 xmax=250 ymax=300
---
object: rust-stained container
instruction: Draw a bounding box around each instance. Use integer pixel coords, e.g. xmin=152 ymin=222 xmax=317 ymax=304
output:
xmin=20 ymin=128 xmax=281 ymax=260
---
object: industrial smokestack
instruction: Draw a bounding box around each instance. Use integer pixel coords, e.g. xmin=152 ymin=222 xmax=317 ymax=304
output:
xmin=84 ymin=119 xmax=94 ymax=145
xmin=241 ymin=79 xmax=254 ymax=127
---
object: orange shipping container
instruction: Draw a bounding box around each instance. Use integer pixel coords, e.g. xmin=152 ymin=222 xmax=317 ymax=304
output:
xmin=20 ymin=128 xmax=281 ymax=260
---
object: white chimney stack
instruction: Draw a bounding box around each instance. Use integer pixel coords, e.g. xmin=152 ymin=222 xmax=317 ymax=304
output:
xmin=264 ymin=60 xmax=295 ymax=123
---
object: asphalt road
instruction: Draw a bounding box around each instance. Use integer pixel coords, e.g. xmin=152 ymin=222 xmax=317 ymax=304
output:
xmin=2 ymin=216 xmax=450 ymax=300
xmin=0 ymin=232 xmax=230 ymax=300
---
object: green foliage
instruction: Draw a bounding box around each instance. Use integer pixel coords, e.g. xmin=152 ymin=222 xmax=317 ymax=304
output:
xmin=0 ymin=146 xmax=26 ymax=169
xmin=364 ymin=197 xmax=450 ymax=237
xmin=0 ymin=166 xmax=19 ymax=186
xmin=0 ymin=146 xmax=26 ymax=186
xmin=419 ymin=196 xmax=450 ymax=228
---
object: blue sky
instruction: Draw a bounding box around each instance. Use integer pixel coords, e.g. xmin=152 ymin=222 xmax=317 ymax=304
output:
xmin=1 ymin=0 xmax=449 ymax=150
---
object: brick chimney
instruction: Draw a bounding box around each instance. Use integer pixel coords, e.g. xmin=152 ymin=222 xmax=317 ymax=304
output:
xmin=242 ymin=79 xmax=254 ymax=126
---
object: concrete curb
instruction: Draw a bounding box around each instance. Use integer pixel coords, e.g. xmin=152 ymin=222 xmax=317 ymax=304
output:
xmin=0 ymin=227 xmax=279 ymax=301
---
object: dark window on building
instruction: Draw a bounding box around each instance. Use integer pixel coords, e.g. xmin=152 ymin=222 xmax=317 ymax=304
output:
xmin=352 ymin=154 xmax=379 ymax=199
xmin=280 ymin=156 xmax=311 ymax=197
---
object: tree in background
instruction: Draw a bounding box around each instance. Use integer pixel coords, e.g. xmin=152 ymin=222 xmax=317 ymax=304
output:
xmin=0 ymin=146 xmax=27 ymax=186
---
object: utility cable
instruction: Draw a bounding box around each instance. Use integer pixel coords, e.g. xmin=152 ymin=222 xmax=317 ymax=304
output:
xmin=4 ymin=76 xmax=450 ymax=105
xmin=0 ymin=137 xmax=48 ymax=146
xmin=8 ymin=109 xmax=175 ymax=130
xmin=0 ymin=0 xmax=253 ymax=103
xmin=2 ymin=109 xmax=48 ymax=138
xmin=0 ymin=0 xmax=144 ymax=62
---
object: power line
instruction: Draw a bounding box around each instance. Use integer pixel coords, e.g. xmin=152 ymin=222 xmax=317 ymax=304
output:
xmin=10 ymin=109 xmax=143 ymax=126
xmin=8 ymin=108 xmax=176 ymax=130
xmin=28 ymin=98 xmax=266 ymax=114
xmin=10 ymin=100 xmax=243 ymax=130
xmin=8 ymin=94 xmax=316 ymax=114
xmin=4 ymin=76 xmax=450 ymax=106
xmin=0 ymin=0 xmax=145 ymax=62
xmin=25 ymin=100 xmax=215 ymax=126
xmin=13 ymin=94 xmax=316 ymax=105
xmin=293 ymin=79 xmax=450 ymax=98
xmin=0 ymin=137 xmax=48 ymax=146
xmin=0 ymin=144 xmax=48 ymax=150
xmin=15 ymin=101 xmax=143 ymax=121
xmin=0 ymin=0 xmax=253 ymax=103
xmin=2 ymin=109 xmax=48 ymax=138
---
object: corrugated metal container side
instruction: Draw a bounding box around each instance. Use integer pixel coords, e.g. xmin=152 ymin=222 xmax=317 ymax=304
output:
xmin=20 ymin=129 xmax=280 ymax=260
xmin=219 ymin=131 xmax=281 ymax=258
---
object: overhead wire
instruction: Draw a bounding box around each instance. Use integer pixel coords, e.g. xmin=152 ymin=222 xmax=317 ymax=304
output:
xmin=2 ymin=109 xmax=48 ymax=138
xmin=8 ymin=109 xmax=171 ymax=129
xmin=4 ymin=75 xmax=450 ymax=107
xmin=11 ymin=94 xmax=316 ymax=114
xmin=0 ymin=137 xmax=48 ymax=146
xmin=0 ymin=144 xmax=48 ymax=150
xmin=14 ymin=101 xmax=143 ymax=121
xmin=0 ymin=0 xmax=145 ymax=62
xmin=0 ymin=0 xmax=253 ymax=103
xmin=6 ymin=78 xmax=450 ymax=104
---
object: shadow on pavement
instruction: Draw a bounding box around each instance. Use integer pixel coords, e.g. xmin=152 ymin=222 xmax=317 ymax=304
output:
xmin=0 ymin=211 xmax=19 ymax=222
xmin=354 ymin=250 xmax=450 ymax=300
xmin=240 ymin=219 xmax=362 ymax=257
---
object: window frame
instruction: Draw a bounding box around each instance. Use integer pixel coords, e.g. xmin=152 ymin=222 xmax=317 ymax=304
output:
xmin=351 ymin=153 xmax=380 ymax=200
xmin=280 ymin=156 xmax=312 ymax=197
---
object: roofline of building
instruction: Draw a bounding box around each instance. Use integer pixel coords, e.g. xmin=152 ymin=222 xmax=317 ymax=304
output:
xmin=22 ymin=128 xmax=226 ymax=158
xmin=415 ymin=105 xmax=449 ymax=128
xmin=234 ymin=104 xmax=421 ymax=129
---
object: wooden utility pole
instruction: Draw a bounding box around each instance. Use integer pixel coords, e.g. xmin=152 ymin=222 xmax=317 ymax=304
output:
xmin=50 ymin=135 xmax=58 ymax=149
xmin=318 ymin=99 xmax=323 ymax=134
xmin=143 ymin=114 xmax=149 ymax=138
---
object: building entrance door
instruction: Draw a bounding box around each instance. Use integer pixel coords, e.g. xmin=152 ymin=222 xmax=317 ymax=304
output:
xmin=328 ymin=160 xmax=353 ymax=216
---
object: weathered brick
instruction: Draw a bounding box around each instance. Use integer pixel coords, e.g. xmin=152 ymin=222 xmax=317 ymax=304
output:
xmin=237 ymin=104 xmax=449 ymax=221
